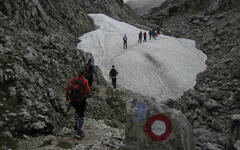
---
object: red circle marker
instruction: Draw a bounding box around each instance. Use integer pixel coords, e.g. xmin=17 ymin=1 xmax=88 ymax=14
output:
xmin=144 ymin=114 xmax=172 ymax=141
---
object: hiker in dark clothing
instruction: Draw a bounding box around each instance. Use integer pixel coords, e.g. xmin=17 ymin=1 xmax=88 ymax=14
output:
xmin=143 ymin=32 xmax=147 ymax=42
xmin=65 ymin=70 xmax=91 ymax=138
xmin=123 ymin=34 xmax=128 ymax=49
xmin=138 ymin=31 xmax=142 ymax=43
xmin=84 ymin=59 xmax=94 ymax=87
xmin=153 ymin=30 xmax=157 ymax=39
xmin=109 ymin=65 xmax=118 ymax=88
xmin=149 ymin=30 xmax=152 ymax=40
xmin=156 ymin=26 xmax=160 ymax=35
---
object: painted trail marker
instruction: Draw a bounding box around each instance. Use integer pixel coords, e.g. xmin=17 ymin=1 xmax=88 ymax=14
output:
xmin=132 ymin=101 xmax=148 ymax=123
xmin=144 ymin=114 xmax=172 ymax=142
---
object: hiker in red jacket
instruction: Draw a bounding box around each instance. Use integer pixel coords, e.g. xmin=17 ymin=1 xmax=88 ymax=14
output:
xmin=66 ymin=70 xmax=91 ymax=138
xmin=143 ymin=32 xmax=147 ymax=42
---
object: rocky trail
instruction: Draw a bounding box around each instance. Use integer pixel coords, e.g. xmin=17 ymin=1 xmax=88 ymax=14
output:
xmin=0 ymin=0 xmax=240 ymax=149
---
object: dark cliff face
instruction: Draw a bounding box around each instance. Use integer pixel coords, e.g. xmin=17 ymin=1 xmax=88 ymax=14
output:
xmin=0 ymin=0 xmax=95 ymax=35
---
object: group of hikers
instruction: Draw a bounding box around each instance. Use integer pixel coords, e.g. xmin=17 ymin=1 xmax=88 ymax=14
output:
xmin=123 ymin=26 xmax=161 ymax=49
xmin=65 ymin=26 xmax=161 ymax=138
xmin=65 ymin=59 xmax=118 ymax=138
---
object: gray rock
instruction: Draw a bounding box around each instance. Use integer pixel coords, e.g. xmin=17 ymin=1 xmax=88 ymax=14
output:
xmin=192 ymin=19 xmax=201 ymax=24
xmin=42 ymin=135 xmax=58 ymax=146
xmin=203 ymin=99 xmax=220 ymax=110
xmin=13 ymin=63 xmax=29 ymax=80
xmin=23 ymin=135 xmax=31 ymax=140
xmin=208 ymin=0 xmax=220 ymax=14
xmin=22 ymin=98 xmax=33 ymax=107
xmin=8 ymin=87 xmax=17 ymax=100
xmin=0 ymin=69 xmax=3 ymax=83
xmin=0 ymin=121 xmax=5 ymax=127
xmin=31 ymin=121 xmax=47 ymax=130
xmin=234 ymin=140 xmax=240 ymax=150
xmin=232 ymin=114 xmax=240 ymax=121
xmin=203 ymin=16 xmax=211 ymax=22
xmin=7 ymin=113 xmax=17 ymax=117
xmin=23 ymin=46 xmax=38 ymax=63
xmin=2 ymin=131 xmax=13 ymax=138
xmin=233 ymin=66 xmax=240 ymax=78
xmin=61 ymin=127 xmax=73 ymax=135
xmin=206 ymin=142 xmax=221 ymax=150
xmin=125 ymin=99 xmax=195 ymax=150
xmin=48 ymin=88 xmax=56 ymax=99
xmin=20 ymin=111 xmax=32 ymax=120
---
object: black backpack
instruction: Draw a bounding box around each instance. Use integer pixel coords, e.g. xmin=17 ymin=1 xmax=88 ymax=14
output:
xmin=68 ymin=79 xmax=83 ymax=100
xmin=110 ymin=69 xmax=118 ymax=77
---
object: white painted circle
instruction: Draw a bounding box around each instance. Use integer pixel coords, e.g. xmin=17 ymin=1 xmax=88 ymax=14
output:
xmin=151 ymin=120 xmax=166 ymax=136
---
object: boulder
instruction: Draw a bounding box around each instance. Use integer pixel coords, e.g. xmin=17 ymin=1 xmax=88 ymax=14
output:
xmin=203 ymin=99 xmax=220 ymax=110
xmin=208 ymin=0 xmax=220 ymax=14
xmin=42 ymin=135 xmax=58 ymax=146
xmin=234 ymin=140 xmax=240 ymax=150
xmin=206 ymin=142 xmax=221 ymax=150
xmin=125 ymin=99 xmax=195 ymax=150
xmin=8 ymin=86 xmax=17 ymax=100
xmin=227 ymin=114 xmax=240 ymax=150
xmin=2 ymin=131 xmax=13 ymax=138
xmin=31 ymin=121 xmax=47 ymax=130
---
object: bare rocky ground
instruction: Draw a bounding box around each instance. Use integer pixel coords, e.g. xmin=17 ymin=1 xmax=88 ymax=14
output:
xmin=144 ymin=0 xmax=240 ymax=149
xmin=0 ymin=0 xmax=134 ymax=149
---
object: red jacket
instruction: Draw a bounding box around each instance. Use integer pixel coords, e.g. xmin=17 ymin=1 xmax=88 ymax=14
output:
xmin=66 ymin=75 xmax=91 ymax=101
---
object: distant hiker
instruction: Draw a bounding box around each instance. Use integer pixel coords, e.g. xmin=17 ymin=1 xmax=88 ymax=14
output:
xmin=123 ymin=34 xmax=128 ymax=49
xmin=153 ymin=30 xmax=157 ymax=39
xmin=84 ymin=59 xmax=94 ymax=87
xmin=156 ymin=26 xmax=160 ymax=34
xmin=66 ymin=70 xmax=91 ymax=138
xmin=109 ymin=65 xmax=118 ymax=89
xmin=138 ymin=31 xmax=142 ymax=43
xmin=149 ymin=30 xmax=152 ymax=40
xmin=143 ymin=32 xmax=147 ymax=42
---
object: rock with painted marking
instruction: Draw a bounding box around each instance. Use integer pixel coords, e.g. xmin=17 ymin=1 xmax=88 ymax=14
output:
xmin=125 ymin=99 xmax=195 ymax=150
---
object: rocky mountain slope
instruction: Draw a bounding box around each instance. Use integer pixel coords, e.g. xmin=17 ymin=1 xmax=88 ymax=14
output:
xmin=144 ymin=0 xmax=240 ymax=149
xmin=0 ymin=0 xmax=141 ymax=149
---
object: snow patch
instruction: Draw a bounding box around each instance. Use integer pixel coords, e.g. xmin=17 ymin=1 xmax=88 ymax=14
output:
xmin=77 ymin=14 xmax=207 ymax=102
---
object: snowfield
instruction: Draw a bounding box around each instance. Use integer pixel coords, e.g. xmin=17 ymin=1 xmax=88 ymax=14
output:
xmin=77 ymin=14 xmax=207 ymax=101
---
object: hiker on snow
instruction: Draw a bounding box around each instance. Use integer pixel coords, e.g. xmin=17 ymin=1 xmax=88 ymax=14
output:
xmin=123 ymin=34 xmax=128 ymax=49
xmin=66 ymin=70 xmax=91 ymax=138
xmin=84 ymin=59 xmax=94 ymax=88
xmin=109 ymin=65 xmax=118 ymax=89
xmin=152 ymin=29 xmax=157 ymax=40
xmin=143 ymin=32 xmax=147 ymax=42
xmin=138 ymin=31 xmax=142 ymax=43
xmin=149 ymin=30 xmax=152 ymax=40
xmin=156 ymin=26 xmax=160 ymax=35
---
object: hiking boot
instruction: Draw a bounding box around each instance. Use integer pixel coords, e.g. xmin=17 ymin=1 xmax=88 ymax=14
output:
xmin=77 ymin=130 xmax=85 ymax=137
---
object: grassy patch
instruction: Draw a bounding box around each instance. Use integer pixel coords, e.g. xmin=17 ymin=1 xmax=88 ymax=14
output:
xmin=57 ymin=141 xmax=73 ymax=149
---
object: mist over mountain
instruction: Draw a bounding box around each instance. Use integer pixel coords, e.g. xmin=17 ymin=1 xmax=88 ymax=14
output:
xmin=125 ymin=0 xmax=166 ymax=15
